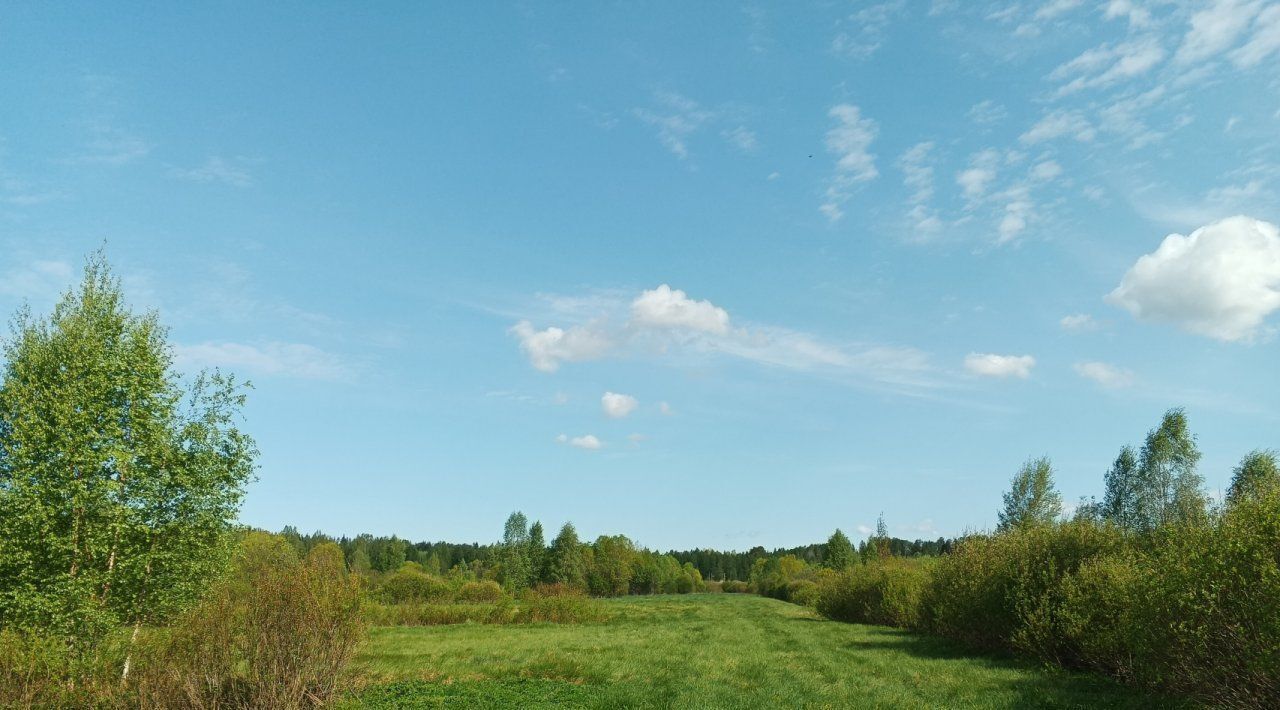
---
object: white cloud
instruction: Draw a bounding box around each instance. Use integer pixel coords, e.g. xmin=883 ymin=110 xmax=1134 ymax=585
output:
xmin=899 ymin=142 xmax=943 ymax=239
xmin=957 ymin=149 xmax=1000 ymax=201
xmin=634 ymin=91 xmax=714 ymax=160
xmin=171 ymin=156 xmax=254 ymax=187
xmin=1031 ymin=160 xmax=1063 ymax=181
xmin=968 ymin=100 xmax=1007 ymax=125
xmin=556 ymin=433 xmax=603 ymax=450
xmin=1035 ymin=0 xmax=1083 ymax=21
xmin=602 ymin=391 xmax=639 ymax=419
xmin=1107 ymin=215 xmax=1280 ymax=342
xmin=1074 ymin=361 xmax=1135 ymax=388
xmin=722 ymin=125 xmax=759 ymax=152
xmin=822 ymin=104 xmax=879 ymax=221
xmin=174 ymin=341 xmax=348 ymax=380
xmin=964 ymin=353 xmax=1036 ymax=378
xmin=1049 ymin=39 xmax=1166 ymax=96
xmin=658 ymin=401 xmax=674 ymax=415
xmin=1231 ymin=4 xmax=1280 ymax=67
xmin=1020 ymin=110 xmax=1096 ymax=144
xmin=630 ymin=284 xmax=730 ymax=334
xmin=510 ymin=320 xmax=612 ymax=372
xmin=1103 ymin=0 xmax=1151 ymax=28
xmin=997 ymin=186 xmax=1035 ymax=244
xmin=832 ymin=1 xmax=905 ymax=59
xmin=1059 ymin=313 xmax=1097 ymax=331
xmin=1175 ymin=0 xmax=1263 ymax=65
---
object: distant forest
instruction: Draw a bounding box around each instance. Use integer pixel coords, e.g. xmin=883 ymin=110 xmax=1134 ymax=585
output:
xmin=275 ymin=522 xmax=953 ymax=583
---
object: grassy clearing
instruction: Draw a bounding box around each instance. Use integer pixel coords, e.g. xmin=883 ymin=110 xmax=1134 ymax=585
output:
xmin=343 ymin=593 xmax=1172 ymax=709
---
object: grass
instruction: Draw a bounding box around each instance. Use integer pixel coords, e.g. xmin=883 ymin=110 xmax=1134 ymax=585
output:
xmin=342 ymin=593 xmax=1174 ymax=709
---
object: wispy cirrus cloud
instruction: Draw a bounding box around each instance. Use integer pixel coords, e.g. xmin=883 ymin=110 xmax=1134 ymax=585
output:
xmin=174 ymin=341 xmax=351 ymax=381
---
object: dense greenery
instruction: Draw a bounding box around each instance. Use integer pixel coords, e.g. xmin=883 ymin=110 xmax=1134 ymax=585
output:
xmin=343 ymin=594 xmax=1155 ymax=709
xmin=754 ymin=409 xmax=1280 ymax=708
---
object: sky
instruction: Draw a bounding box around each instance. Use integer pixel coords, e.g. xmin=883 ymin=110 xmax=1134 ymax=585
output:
xmin=2 ymin=1 xmax=1279 ymax=551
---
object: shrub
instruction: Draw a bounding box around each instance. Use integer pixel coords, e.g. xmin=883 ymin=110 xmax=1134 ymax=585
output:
xmin=456 ymin=580 xmax=505 ymax=603
xmin=720 ymin=580 xmax=750 ymax=594
xmin=815 ymin=559 xmax=930 ymax=628
xmin=134 ymin=535 xmax=366 ymax=709
xmin=379 ymin=568 xmax=452 ymax=604
xmin=786 ymin=580 xmax=821 ymax=608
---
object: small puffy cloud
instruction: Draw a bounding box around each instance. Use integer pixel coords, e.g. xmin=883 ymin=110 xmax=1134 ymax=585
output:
xmin=602 ymin=391 xmax=639 ymax=418
xmin=510 ymin=320 xmax=612 ymax=372
xmin=822 ymin=103 xmax=879 ymax=221
xmin=1074 ymin=361 xmax=1135 ymax=388
xmin=658 ymin=401 xmax=674 ymax=415
xmin=1175 ymin=0 xmax=1263 ymax=65
xmin=1107 ymin=216 xmax=1280 ymax=342
xmin=1060 ymin=313 xmax=1097 ymax=331
xmin=957 ymin=150 xmax=999 ymax=201
xmin=630 ymin=284 xmax=730 ymax=334
xmin=556 ymin=433 xmax=603 ymax=450
xmin=174 ymin=341 xmax=348 ymax=380
xmin=831 ymin=1 xmax=905 ymax=59
xmin=964 ymin=353 xmax=1036 ymax=378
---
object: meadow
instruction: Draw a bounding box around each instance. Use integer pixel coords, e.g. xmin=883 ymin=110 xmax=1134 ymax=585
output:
xmin=342 ymin=594 xmax=1165 ymax=709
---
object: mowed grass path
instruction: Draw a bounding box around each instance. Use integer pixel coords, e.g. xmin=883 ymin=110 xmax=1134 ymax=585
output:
xmin=343 ymin=594 xmax=1169 ymax=709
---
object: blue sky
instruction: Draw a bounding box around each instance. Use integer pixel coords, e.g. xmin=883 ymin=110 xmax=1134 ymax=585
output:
xmin=2 ymin=1 xmax=1279 ymax=550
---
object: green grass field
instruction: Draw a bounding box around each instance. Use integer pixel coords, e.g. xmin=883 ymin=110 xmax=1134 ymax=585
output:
xmin=342 ymin=594 xmax=1173 ymax=709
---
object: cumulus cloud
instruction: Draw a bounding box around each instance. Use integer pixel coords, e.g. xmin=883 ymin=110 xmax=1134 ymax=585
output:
xmin=658 ymin=401 xmax=674 ymax=415
xmin=1074 ymin=361 xmax=1135 ymax=388
xmin=602 ymin=391 xmax=639 ymax=419
xmin=174 ymin=341 xmax=349 ymax=380
xmin=964 ymin=353 xmax=1036 ymax=378
xmin=1107 ymin=216 xmax=1280 ymax=341
xmin=821 ymin=104 xmax=879 ymax=221
xmin=630 ymin=284 xmax=730 ymax=334
xmin=510 ymin=320 xmax=612 ymax=372
xmin=556 ymin=433 xmax=603 ymax=450
xmin=1060 ymin=313 xmax=1097 ymax=331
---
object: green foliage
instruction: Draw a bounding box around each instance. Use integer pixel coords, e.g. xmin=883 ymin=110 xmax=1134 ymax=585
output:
xmin=1227 ymin=449 xmax=1280 ymax=505
xmin=547 ymin=523 xmax=587 ymax=589
xmin=587 ymin=535 xmax=635 ymax=597
xmin=1102 ymin=446 xmax=1141 ymax=529
xmin=997 ymin=456 xmax=1062 ymax=531
xmin=824 ymin=529 xmax=855 ymax=570
xmin=1134 ymin=408 xmax=1205 ymax=530
xmin=0 ymin=253 xmax=256 ymax=648
xmin=497 ymin=511 xmax=533 ymax=591
xmin=816 ymin=559 xmax=933 ymax=628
